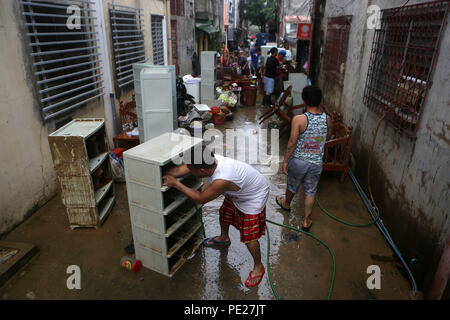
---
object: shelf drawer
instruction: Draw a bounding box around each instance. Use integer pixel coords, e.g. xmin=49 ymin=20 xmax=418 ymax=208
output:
xmin=127 ymin=179 xmax=203 ymax=213
xmin=134 ymin=226 xmax=202 ymax=277
xmin=132 ymin=213 xmax=200 ymax=258
xmin=130 ymin=198 xmax=201 ymax=236
xmin=135 ymin=243 xmax=168 ymax=274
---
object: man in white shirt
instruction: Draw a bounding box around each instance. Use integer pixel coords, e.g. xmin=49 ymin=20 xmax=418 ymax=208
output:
xmin=163 ymin=144 xmax=269 ymax=287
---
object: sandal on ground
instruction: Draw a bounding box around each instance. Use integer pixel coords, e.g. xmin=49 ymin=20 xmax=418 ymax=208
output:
xmin=276 ymin=196 xmax=290 ymax=211
xmin=202 ymin=237 xmax=231 ymax=247
xmin=302 ymin=219 xmax=313 ymax=232
xmin=244 ymin=268 xmax=265 ymax=287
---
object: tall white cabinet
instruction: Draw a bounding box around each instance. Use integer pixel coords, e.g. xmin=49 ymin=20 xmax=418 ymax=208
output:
xmin=123 ymin=132 xmax=204 ymax=277
xmin=132 ymin=63 xmax=177 ymax=142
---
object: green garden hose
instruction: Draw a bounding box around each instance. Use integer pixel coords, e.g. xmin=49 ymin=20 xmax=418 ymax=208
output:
xmin=265 ymin=219 xmax=336 ymax=300
xmin=315 ymin=195 xmax=380 ymax=227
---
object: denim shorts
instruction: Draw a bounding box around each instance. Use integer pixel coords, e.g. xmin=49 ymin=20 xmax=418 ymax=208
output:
xmin=263 ymin=76 xmax=275 ymax=93
xmin=287 ymin=157 xmax=323 ymax=197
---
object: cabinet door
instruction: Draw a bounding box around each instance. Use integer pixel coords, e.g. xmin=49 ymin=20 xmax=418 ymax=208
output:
xmin=140 ymin=70 xmax=174 ymax=141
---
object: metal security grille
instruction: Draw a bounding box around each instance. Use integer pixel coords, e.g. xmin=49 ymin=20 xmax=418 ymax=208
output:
xmin=170 ymin=0 xmax=184 ymax=16
xmin=322 ymin=16 xmax=352 ymax=85
xmin=363 ymin=1 xmax=449 ymax=138
xmin=21 ymin=0 xmax=104 ymax=121
xmin=151 ymin=15 xmax=165 ymax=65
xmin=110 ymin=3 xmax=146 ymax=89
xmin=171 ymin=20 xmax=179 ymax=74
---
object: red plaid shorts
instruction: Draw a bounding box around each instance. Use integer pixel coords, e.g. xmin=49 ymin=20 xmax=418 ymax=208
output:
xmin=219 ymin=197 xmax=266 ymax=243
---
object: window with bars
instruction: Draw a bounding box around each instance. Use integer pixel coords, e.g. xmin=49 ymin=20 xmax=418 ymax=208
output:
xmin=171 ymin=20 xmax=179 ymax=74
xmin=322 ymin=15 xmax=352 ymax=86
xmin=363 ymin=1 xmax=449 ymax=138
xmin=109 ymin=4 xmax=146 ymax=90
xmin=170 ymin=0 xmax=184 ymax=16
xmin=21 ymin=0 xmax=103 ymax=121
xmin=151 ymin=15 xmax=165 ymax=66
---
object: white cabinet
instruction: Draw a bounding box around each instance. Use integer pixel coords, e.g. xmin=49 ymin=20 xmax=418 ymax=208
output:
xmin=200 ymin=51 xmax=218 ymax=105
xmin=133 ymin=63 xmax=177 ymax=142
xmin=123 ymin=132 xmax=204 ymax=277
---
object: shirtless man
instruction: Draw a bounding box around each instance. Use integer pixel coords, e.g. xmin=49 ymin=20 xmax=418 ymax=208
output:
xmin=162 ymin=144 xmax=269 ymax=287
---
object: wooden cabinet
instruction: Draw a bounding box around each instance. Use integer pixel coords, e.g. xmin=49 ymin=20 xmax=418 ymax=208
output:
xmin=48 ymin=119 xmax=115 ymax=229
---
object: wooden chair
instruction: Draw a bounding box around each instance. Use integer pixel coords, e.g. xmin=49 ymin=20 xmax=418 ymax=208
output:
xmin=113 ymin=95 xmax=139 ymax=148
xmin=119 ymin=94 xmax=137 ymax=128
xmin=322 ymin=112 xmax=353 ymax=182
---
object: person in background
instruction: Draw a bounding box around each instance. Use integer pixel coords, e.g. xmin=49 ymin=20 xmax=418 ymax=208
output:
xmin=256 ymin=47 xmax=265 ymax=93
xmin=163 ymin=144 xmax=269 ymax=287
xmin=256 ymin=47 xmax=264 ymax=78
xmin=221 ymin=42 xmax=230 ymax=66
xmin=262 ymin=47 xmax=280 ymax=107
xmin=250 ymin=44 xmax=259 ymax=76
xmin=275 ymin=86 xmax=333 ymax=232
xmin=237 ymin=50 xmax=249 ymax=74
xmin=274 ymin=49 xmax=286 ymax=95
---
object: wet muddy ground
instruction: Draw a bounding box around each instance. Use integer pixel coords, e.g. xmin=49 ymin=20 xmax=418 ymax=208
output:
xmin=0 ymin=96 xmax=413 ymax=300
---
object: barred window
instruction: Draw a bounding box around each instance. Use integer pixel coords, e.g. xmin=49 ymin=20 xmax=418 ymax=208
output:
xmin=322 ymin=16 xmax=352 ymax=86
xmin=363 ymin=1 xmax=449 ymax=138
xmin=21 ymin=0 xmax=103 ymax=121
xmin=170 ymin=0 xmax=184 ymax=16
xmin=109 ymin=4 xmax=146 ymax=90
xmin=151 ymin=15 xmax=165 ymax=66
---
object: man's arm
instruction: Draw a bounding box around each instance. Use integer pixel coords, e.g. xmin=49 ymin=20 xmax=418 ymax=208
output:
xmin=162 ymin=177 xmax=234 ymax=205
xmin=163 ymin=164 xmax=190 ymax=178
xmin=283 ymin=115 xmax=306 ymax=174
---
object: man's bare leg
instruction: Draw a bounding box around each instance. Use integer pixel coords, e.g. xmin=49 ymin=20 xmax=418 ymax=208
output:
xmin=245 ymin=240 xmax=265 ymax=285
xmin=276 ymin=189 xmax=294 ymax=210
xmin=205 ymin=219 xmax=230 ymax=245
xmin=303 ymin=195 xmax=314 ymax=227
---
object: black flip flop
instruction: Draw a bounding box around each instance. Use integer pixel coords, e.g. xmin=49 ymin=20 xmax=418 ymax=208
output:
xmin=276 ymin=196 xmax=290 ymax=211
xmin=302 ymin=220 xmax=313 ymax=232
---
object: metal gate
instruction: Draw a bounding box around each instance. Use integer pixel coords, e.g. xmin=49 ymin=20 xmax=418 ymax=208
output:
xmin=171 ymin=20 xmax=179 ymax=74
xmin=151 ymin=15 xmax=165 ymax=65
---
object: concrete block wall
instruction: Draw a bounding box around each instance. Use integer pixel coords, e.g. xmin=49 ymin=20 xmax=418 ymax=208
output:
xmin=316 ymin=0 xmax=450 ymax=295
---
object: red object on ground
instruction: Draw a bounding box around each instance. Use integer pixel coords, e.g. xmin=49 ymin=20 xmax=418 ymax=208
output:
xmin=112 ymin=147 xmax=126 ymax=159
xmin=243 ymin=86 xmax=257 ymax=106
xmin=211 ymin=106 xmax=220 ymax=115
xmin=214 ymin=115 xmax=225 ymax=125
xmin=120 ymin=256 xmax=142 ymax=273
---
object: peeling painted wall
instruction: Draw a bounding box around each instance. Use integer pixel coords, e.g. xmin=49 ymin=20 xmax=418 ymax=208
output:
xmin=0 ymin=0 xmax=168 ymax=237
xmin=317 ymin=0 xmax=450 ymax=293
xmin=0 ymin=0 xmax=108 ymax=237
